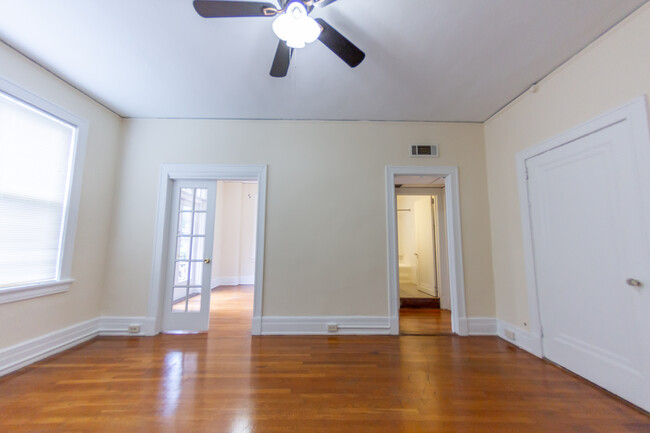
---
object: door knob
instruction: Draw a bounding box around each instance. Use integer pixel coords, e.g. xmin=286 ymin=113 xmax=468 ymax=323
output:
xmin=626 ymin=278 xmax=642 ymax=287
xmin=204 ymin=258 xmax=211 ymax=264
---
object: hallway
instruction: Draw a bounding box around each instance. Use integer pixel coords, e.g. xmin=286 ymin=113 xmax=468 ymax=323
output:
xmin=194 ymin=284 xmax=254 ymax=336
xmin=399 ymin=309 xmax=453 ymax=335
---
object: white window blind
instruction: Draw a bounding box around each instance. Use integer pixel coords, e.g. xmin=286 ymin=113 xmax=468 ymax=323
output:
xmin=0 ymin=91 xmax=76 ymax=289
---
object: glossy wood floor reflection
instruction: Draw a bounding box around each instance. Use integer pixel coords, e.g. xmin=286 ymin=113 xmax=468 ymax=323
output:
xmin=399 ymin=308 xmax=453 ymax=335
xmin=0 ymin=286 xmax=648 ymax=432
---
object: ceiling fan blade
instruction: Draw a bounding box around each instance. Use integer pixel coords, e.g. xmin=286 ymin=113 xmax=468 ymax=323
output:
xmin=193 ymin=1 xmax=277 ymax=18
xmin=270 ymin=40 xmax=292 ymax=77
xmin=314 ymin=18 xmax=365 ymax=68
xmin=315 ymin=0 xmax=339 ymax=7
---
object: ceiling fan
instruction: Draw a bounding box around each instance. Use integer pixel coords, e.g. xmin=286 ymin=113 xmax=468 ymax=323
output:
xmin=193 ymin=0 xmax=365 ymax=77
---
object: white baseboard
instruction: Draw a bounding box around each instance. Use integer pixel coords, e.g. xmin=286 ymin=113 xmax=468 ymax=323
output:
xmin=0 ymin=314 xmax=543 ymax=377
xmin=497 ymin=319 xmax=543 ymax=358
xmin=389 ymin=315 xmax=399 ymax=335
xmin=0 ymin=318 xmax=99 ymax=377
xmin=251 ymin=316 xmax=262 ymax=336
xmin=98 ymin=316 xmax=150 ymax=336
xmin=263 ymin=316 xmax=498 ymax=336
xmin=0 ymin=316 xmax=152 ymax=377
xmin=466 ymin=317 xmax=497 ymax=335
xmin=211 ymin=276 xmax=255 ymax=288
xmin=261 ymin=316 xmax=392 ymax=335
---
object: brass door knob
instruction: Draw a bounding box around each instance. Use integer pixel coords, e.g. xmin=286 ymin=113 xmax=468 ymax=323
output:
xmin=204 ymin=258 xmax=211 ymax=264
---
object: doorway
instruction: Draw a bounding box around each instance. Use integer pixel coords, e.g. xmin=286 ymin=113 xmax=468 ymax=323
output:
xmin=517 ymin=98 xmax=650 ymax=412
xmin=396 ymin=185 xmax=452 ymax=335
xmin=385 ymin=166 xmax=468 ymax=335
xmin=161 ymin=179 xmax=260 ymax=333
xmin=148 ymin=164 xmax=267 ymax=336
xmin=207 ymin=180 xmax=258 ymax=336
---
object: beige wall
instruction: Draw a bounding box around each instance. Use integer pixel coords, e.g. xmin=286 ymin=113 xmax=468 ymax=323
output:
xmin=2 ymin=1 xmax=646 ymax=352
xmin=211 ymin=181 xmax=258 ymax=284
xmin=0 ymin=42 xmax=123 ymax=348
xmin=103 ymin=119 xmax=495 ymax=319
xmin=484 ymin=4 xmax=650 ymax=329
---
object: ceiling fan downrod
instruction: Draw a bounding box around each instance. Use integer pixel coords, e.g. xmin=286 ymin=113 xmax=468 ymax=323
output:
xmin=193 ymin=0 xmax=365 ymax=77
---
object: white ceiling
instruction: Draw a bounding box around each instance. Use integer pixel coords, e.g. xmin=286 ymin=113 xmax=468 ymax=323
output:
xmin=0 ymin=0 xmax=645 ymax=121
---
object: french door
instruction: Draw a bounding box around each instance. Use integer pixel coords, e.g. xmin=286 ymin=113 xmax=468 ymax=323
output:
xmin=162 ymin=180 xmax=217 ymax=332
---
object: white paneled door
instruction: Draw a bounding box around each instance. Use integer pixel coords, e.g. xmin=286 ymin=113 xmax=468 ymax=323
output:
xmin=162 ymin=180 xmax=217 ymax=332
xmin=414 ymin=196 xmax=436 ymax=296
xmin=526 ymin=119 xmax=650 ymax=411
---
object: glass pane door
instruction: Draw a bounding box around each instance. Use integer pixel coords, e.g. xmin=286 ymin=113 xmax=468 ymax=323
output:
xmin=162 ymin=180 xmax=216 ymax=332
xmin=172 ymin=187 xmax=207 ymax=312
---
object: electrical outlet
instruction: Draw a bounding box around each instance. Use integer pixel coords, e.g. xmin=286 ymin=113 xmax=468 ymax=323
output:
xmin=327 ymin=323 xmax=338 ymax=333
xmin=128 ymin=325 xmax=141 ymax=334
xmin=504 ymin=329 xmax=516 ymax=341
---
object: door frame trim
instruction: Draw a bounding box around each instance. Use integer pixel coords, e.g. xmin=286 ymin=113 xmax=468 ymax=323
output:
xmin=396 ymin=188 xmax=446 ymax=300
xmin=515 ymin=96 xmax=650 ymax=358
xmin=385 ymin=166 xmax=467 ymax=335
xmin=147 ymin=164 xmax=267 ymax=335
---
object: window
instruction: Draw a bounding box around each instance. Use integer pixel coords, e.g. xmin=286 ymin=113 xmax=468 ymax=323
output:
xmin=0 ymin=78 xmax=88 ymax=304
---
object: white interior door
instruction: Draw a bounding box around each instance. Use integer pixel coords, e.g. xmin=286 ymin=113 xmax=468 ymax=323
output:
xmin=431 ymin=196 xmax=441 ymax=298
xmin=433 ymin=189 xmax=451 ymax=309
xmin=414 ymin=196 xmax=436 ymax=296
xmin=162 ymin=180 xmax=217 ymax=332
xmin=526 ymin=121 xmax=650 ymax=411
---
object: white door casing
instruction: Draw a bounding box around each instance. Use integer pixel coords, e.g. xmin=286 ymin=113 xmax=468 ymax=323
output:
xmin=386 ymin=167 xmax=467 ymax=335
xmin=517 ymin=96 xmax=650 ymax=411
xmin=432 ymin=190 xmax=451 ymax=310
xmin=431 ymin=196 xmax=442 ymax=299
xmin=162 ymin=180 xmax=216 ymax=332
xmin=148 ymin=164 xmax=267 ymax=336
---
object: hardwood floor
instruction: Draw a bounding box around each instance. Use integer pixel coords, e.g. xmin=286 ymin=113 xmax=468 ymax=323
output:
xmin=400 ymin=308 xmax=453 ymax=335
xmin=0 ymin=285 xmax=648 ymax=432
xmin=399 ymin=283 xmax=435 ymax=298
xmin=400 ymin=297 xmax=441 ymax=309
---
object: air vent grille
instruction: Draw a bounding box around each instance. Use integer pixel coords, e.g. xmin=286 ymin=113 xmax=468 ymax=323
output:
xmin=410 ymin=144 xmax=439 ymax=157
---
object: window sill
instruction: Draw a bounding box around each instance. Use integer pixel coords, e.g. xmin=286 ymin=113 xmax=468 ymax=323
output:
xmin=0 ymin=279 xmax=74 ymax=305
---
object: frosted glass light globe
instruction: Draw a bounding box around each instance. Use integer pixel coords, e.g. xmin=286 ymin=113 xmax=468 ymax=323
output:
xmin=272 ymin=1 xmax=321 ymax=49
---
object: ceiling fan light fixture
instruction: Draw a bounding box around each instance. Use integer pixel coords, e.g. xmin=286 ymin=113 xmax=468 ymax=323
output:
xmin=272 ymin=1 xmax=321 ymax=49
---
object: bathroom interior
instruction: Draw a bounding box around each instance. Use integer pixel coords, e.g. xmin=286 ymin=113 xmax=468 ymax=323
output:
xmin=396 ymin=180 xmax=451 ymax=334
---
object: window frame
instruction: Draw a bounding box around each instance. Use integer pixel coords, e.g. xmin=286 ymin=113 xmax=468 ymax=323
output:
xmin=0 ymin=77 xmax=88 ymax=304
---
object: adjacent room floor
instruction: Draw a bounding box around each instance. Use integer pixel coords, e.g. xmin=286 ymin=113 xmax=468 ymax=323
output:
xmin=399 ymin=308 xmax=453 ymax=335
xmin=0 ymin=285 xmax=648 ymax=432
xmin=398 ymin=283 xmax=435 ymax=299
xmin=399 ymin=280 xmax=452 ymax=335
